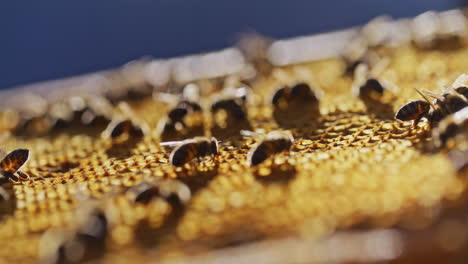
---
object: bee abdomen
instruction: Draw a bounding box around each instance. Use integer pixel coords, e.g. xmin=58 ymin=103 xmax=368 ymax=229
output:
xmin=170 ymin=143 xmax=198 ymax=166
xmin=395 ymin=100 xmax=430 ymax=121
xmin=249 ymin=143 xmax=272 ymax=166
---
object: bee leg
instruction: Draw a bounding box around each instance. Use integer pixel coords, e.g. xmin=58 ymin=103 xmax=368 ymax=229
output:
xmin=413 ymin=113 xmax=427 ymax=127
xmin=17 ymin=171 xmax=31 ymax=181
xmin=8 ymin=174 xmax=19 ymax=182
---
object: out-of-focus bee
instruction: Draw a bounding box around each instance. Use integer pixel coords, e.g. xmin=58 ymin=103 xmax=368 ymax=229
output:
xmin=351 ymin=60 xmax=395 ymax=101
xmin=160 ymin=136 xmax=218 ymax=166
xmin=102 ymin=119 xmax=145 ymax=140
xmin=102 ymin=102 xmax=149 ymax=140
xmin=14 ymin=94 xmax=113 ymax=137
xmin=0 ymin=148 xmax=31 ymax=182
xmin=126 ymin=179 xmax=191 ymax=206
xmin=237 ymin=32 xmax=273 ymax=77
xmin=48 ymin=96 xmax=113 ymax=131
xmin=341 ymin=24 xmax=388 ymax=78
xmin=432 ymin=106 xmax=468 ymax=149
xmin=211 ymin=86 xmax=249 ymax=122
xmin=272 ymin=82 xmax=320 ymax=126
xmin=39 ymin=203 xmax=109 ymax=264
xmin=411 ymin=10 xmax=466 ymax=49
xmin=168 ymin=100 xmax=202 ymax=125
xmin=242 ymin=130 xmax=294 ymax=166
xmin=12 ymin=93 xmax=51 ymax=136
xmin=155 ymin=83 xmax=204 ymax=139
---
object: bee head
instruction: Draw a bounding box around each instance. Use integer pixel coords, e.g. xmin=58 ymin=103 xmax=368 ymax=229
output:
xmin=177 ymin=100 xmax=202 ymax=112
xmin=455 ymin=86 xmax=468 ymax=99
xmin=168 ymin=107 xmax=188 ymax=122
xmin=272 ymin=87 xmax=287 ymax=106
xmin=290 ymin=83 xmax=313 ymax=97
xmin=362 ymin=78 xmax=384 ymax=95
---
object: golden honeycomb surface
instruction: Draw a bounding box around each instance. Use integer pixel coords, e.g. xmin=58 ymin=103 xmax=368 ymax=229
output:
xmin=0 ymin=37 xmax=468 ymax=264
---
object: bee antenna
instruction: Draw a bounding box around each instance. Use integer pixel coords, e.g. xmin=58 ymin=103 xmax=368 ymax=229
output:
xmin=414 ymin=89 xmax=436 ymax=110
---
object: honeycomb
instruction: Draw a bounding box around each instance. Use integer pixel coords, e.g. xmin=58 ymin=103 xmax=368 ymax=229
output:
xmin=0 ymin=11 xmax=468 ymax=264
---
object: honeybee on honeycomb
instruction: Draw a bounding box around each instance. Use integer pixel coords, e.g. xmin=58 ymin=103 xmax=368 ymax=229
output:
xmin=155 ymin=83 xmax=205 ymax=141
xmin=395 ymin=74 xmax=468 ymax=126
xmin=271 ymin=82 xmax=321 ymax=127
xmin=160 ymin=136 xmax=219 ymax=166
xmin=0 ymin=148 xmax=31 ymax=182
xmin=242 ymin=130 xmax=294 ymax=166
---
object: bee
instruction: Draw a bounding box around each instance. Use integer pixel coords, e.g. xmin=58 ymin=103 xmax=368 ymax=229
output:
xmin=79 ymin=96 xmax=113 ymax=127
xmin=432 ymin=106 xmax=468 ymax=149
xmin=126 ymin=179 xmax=191 ymax=206
xmin=455 ymin=86 xmax=468 ymax=99
xmin=411 ymin=10 xmax=466 ymax=49
xmin=211 ymin=86 xmax=249 ymax=121
xmin=394 ymin=100 xmax=431 ymax=125
xmin=352 ymin=56 xmax=394 ymax=93
xmin=395 ymin=76 xmax=468 ymax=125
xmin=167 ymin=100 xmax=203 ymax=125
xmin=0 ymin=148 xmax=30 ymax=182
xmin=273 ymin=82 xmax=318 ymax=106
xmin=211 ymin=99 xmax=246 ymax=121
xmin=420 ymin=88 xmax=468 ymax=116
xmin=102 ymin=119 xmax=144 ymax=139
xmin=272 ymin=83 xmax=320 ymax=126
xmin=160 ymin=136 xmax=218 ymax=166
xmin=156 ymin=84 xmax=204 ymax=138
xmin=40 ymin=203 xmax=109 ymax=264
xmin=243 ymin=130 xmax=294 ymax=166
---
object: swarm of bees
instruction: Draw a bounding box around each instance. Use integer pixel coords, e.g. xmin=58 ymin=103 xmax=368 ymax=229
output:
xmin=12 ymin=95 xmax=113 ymax=137
xmin=1 ymin=8 xmax=468 ymax=264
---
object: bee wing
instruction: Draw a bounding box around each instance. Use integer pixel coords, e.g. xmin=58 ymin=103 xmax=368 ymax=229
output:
xmin=160 ymin=140 xmax=184 ymax=148
xmin=452 ymin=74 xmax=468 ymax=88
xmin=182 ymin=83 xmax=200 ymax=102
xmin=153 ymin=92 xmax=180 ymax=104
xmin=240 ymin=130 xmax=260 ymax=138
xmin=421 ymin=89 xmax=445 ymax=101
xmin=369 ymin=57 xmax=389 ymax=77
xmin=0 ymin=149 xmax=30 ymax=173
xmin=351 ymin=64 xmax=369 ymax=97
xmin=453 ymin=106 xmax=468 ymax=124
xmin=379 ymin=79 xmax=399 ymax=94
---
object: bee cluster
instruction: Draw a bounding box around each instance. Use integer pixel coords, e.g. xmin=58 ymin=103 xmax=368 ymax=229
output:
xmin=0 ymin=8 xmax=466 ymax=264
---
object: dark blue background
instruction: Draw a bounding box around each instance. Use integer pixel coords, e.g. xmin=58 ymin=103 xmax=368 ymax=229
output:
xmin=1 ymin=0 xmax=464 ymax=88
